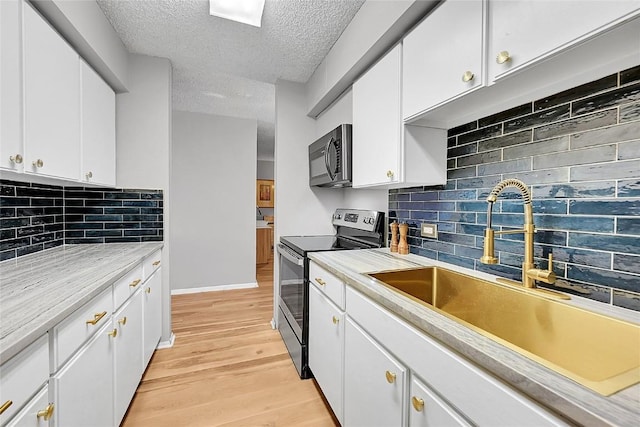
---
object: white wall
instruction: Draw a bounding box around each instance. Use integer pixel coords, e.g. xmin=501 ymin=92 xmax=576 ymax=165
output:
xmin=257 ymin=160 xmax=274 ymax=180
xmin=171 ymin=111 xmax=257 ymax=291
xmin=116 ymin=53 xmax=172 ymax=342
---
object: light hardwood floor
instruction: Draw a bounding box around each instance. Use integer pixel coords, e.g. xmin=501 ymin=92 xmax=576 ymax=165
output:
xmin=122 ymin=256 xmax=339 ymax=427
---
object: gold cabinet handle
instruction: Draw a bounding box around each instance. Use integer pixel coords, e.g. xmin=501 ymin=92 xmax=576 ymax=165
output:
xmin=411 ymin=396 xmax=425 ymax=412
xmin=108 ymin=329 xmax=118 ymax=338
xmin=462 ymin=70 xmax=474 ymax=82
xmin=9 ymin=154 xmax=23 ymax=164
xmin=332 ymin=316 xmax=339 ymax=325
xmin=36 ymin=403 xmax=54 ymax=420
xmin=129 ymin=279 xmax=141 ymax=288
xmin=314 ymin=278 xmax=326 ymax=286
xmin=86 ymin=311 xmax=107 ymax=325
xmin=0 ymin=400 xmax=13 ymax=415
xmin=386 ymin=170 xmax=394 ymax=178
xmin=146 ymin=287 xmax=151 ymax=294
xmin=496 ymin=50 xmax=511 ymax=64
xmin=86 ymin=171 xmax=93 ymax=179
xmin=385 ymin=370 xmax=396 ymax=384
xmin=32 ymin=159 xmax=44 ymax=168
xmin=118 ymin=316 xmax=127 ymax=325
xmin=152 ymin=260 xmax=161 ymax=266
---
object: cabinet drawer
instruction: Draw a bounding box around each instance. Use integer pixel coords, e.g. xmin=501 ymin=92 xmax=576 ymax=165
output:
xmin=0 ymin=334 xmax=49 ymax=425
xmin=143 ymin=249 xmax=162 ymax=280
xmin=309 ymin=261 xmax=345 ymax=309
xmin=113 ymin=264 xmax=143 ymax=310
xmin=5 ymin=385 xmax=51 ymax=427
xmin=346 ymin=287 xmax=567 ymax=426
xmin=52 ymin=287 xmax=112 ymax=371
xmin=409 ymin=375 xmax=470 ymax=427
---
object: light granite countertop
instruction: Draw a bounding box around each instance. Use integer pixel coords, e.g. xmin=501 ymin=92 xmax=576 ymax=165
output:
xmin=0 ymin=243 xmax=163 ymax=364
xmin=309 ymin=248 xmax=640 ymax=427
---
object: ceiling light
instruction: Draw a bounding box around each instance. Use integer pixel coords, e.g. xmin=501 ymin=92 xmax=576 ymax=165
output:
xmin=209 ymin=0 xmax=265 ymax=27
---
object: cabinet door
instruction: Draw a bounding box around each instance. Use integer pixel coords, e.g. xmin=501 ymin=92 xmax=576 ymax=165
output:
xmin=23 ymin=2 xmax=80 ymax=181
xmin=308 ymin=285 xmax=344 ymax=424
xmin=403 ymin=0 xmax=484 ymax=120
xmin=344 ymin=318 xmax=406 ymax=427
xmin=0 ymin=0 xmax=23 ymax=172
xmin=114 ymin=290 xmax=143 ymax=425
xmin=409 ymin=376 xmax=471 ymax=427
xmin=488 ymin=0 xmax=640 ymax=81
xmin=53 ymin=321 xmax=114 ymax=427
xmin=5 ymin=386 xmax=52 ymax=427
xmin=80 ymin=61 xmax=115 ymax=186
xmin=143 ymin=268 xmax=162 ymax=367
xmin=352 ymin=44 xmax=402 ymax=187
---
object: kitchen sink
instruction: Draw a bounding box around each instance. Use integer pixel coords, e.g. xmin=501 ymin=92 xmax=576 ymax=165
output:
xmin=368 ymin=266 xmax=640 ymax=396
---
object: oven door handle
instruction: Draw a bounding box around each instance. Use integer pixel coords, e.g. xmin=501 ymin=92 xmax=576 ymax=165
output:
xmin=277 ymin=244 xmax=304 ymax=266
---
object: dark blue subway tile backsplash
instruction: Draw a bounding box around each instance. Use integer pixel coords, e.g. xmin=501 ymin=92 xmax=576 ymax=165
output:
xmin=390 ymin=65 xmax=640 ymax=312
xmin=0 ymin=181 xmax=163 ymax=261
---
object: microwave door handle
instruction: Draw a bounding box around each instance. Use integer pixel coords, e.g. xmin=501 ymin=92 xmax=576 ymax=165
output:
xmin=324 ymin=137 xmax=336 ymax=180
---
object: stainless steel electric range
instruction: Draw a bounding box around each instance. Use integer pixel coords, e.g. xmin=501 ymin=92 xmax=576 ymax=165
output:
xmin=277 ymin=208 xmax=385 ymax=378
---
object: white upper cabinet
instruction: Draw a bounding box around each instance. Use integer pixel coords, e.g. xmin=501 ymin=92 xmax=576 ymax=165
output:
xmin=353 ymin=44 xmax=403 ymax=187
xmin=23 ymin=2 xmax=80 ymax=181
xmin=488 ymin=0 xmax=640 ymax=82
xmin=0 ymin=0 xmax=23 ymax=172
xmin=403 ymin=0 xmax=485 ymax=120
xmin=81 ymin=61 xmax=116 ymax=186
xmin=353 ymin=43 xmax=447 ymax=188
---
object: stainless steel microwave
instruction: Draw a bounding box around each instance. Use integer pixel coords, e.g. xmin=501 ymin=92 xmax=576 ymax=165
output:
xmin=308 ymin=124 xmax=352 ymax=187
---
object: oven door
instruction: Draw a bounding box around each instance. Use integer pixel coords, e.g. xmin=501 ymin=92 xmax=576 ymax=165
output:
xmin=277 ymin=243 xmax=305 ymax=341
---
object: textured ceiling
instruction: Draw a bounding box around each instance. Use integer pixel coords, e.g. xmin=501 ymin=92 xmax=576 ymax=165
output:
xmin=96 ymin=0 xmax=366 ymax=160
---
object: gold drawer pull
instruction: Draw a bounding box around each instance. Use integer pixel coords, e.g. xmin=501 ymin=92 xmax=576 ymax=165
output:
xmin=108 ymin=329 xmax=118 ymax=338
xmin=314 ymin=278 xmax=326 ymax=286
xmin=36 ymin=403 xmax=54 ymax=420
xmin=332 ymin=316 xmax=339 ymax=325
xmin=32 ymin=159 xmax=44 ymax=168
xmin=385 ymin=370 xmax=396 ymax=384
xmin=118 ymin=316 xmax=127 ymax=325
xmin=412 ymin=396 xmax=424 ymax=412
xmin=9 ymin=154 xmax=23 ymax=164
xmin=152 ymin=260 xmax=161 ymax=266
xmin=86 ymin=311 xmax=107 ymax=325
xmin=0 ymin=400 xmax=13 ymax=415
xmin=146 ymin=287 xmax=151 ymax=294
xmin=462 ymin=70 xmax=474 ymax=82
xmin=129 ymin=279 xmax=141 ymax=288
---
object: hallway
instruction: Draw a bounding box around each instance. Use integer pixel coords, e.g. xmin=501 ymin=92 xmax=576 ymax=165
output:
xmin=123 ymin=258 xmax=338 ymax=426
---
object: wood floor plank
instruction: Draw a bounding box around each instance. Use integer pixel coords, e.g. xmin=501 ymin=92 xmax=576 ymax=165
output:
xmin=122 ymin=256 xmax=339 ymax=426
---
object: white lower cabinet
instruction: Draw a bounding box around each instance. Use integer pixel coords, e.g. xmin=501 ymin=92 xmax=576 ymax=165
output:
xmin=5 ymin=386 xmax=52 ymax=427
xmin=308 ymin=284 xmax=344 ymax=423
xmin=409 ymin=376 xmax=470 ymax=427
xmin=344 ymin=318 xmax=406 ymax=427
xmin=113 ymin=290 xmax=143 ymax=425
xmin=0 ymin=335 xmax=49 ymax=425
xmin=52 ymin=320 xmax=114 ymax=427
xmin=143 ymin=268 xmax=162 ymax=367
xmin=308 ymin=262 xmax=568 ymax=426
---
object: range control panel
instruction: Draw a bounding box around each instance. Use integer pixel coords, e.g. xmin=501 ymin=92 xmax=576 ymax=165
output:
xmin=332 ymin=209 xmax=381 ymax=232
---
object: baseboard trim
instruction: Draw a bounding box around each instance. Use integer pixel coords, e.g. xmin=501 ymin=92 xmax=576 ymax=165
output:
xmin=171 ymin=282 xmax=258 ymax=295
xmin=157 ymin=332 xmax=175 ymax=349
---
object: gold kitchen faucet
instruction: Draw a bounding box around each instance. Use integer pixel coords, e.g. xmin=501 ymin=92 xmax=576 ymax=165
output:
xmin=480 ymin=178 xmax=556 ymax=289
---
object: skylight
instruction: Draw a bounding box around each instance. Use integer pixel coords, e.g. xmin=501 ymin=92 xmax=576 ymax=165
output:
xmin=209 ymin=0 xmax=265 ymax=27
